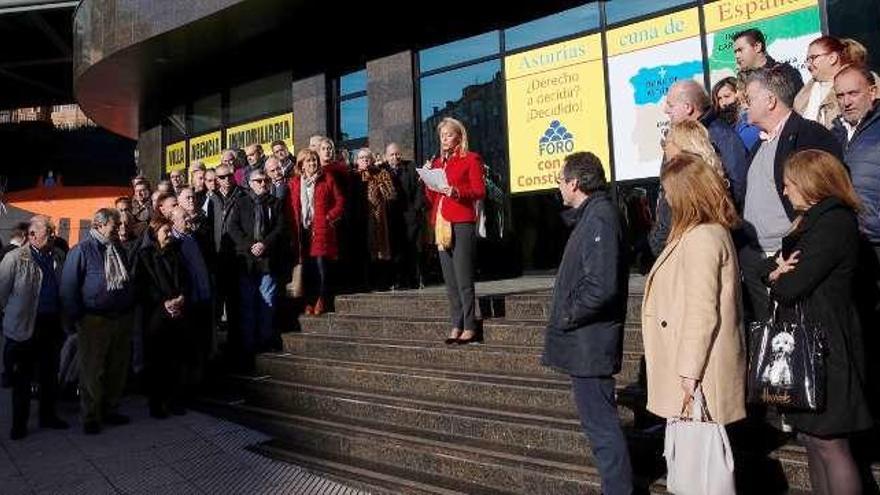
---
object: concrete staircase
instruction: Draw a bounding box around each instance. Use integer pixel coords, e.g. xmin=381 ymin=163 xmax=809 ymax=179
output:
xmin=199 ymin=277 xmax=879 ymax=494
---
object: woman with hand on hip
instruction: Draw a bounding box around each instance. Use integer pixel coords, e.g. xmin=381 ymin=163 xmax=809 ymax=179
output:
xmin=424 ymin=118 xmax=486 ymax=345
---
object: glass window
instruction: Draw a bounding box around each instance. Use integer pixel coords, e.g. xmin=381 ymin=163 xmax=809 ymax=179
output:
xmin=340 ymin=69 xmax=368 ymax=96
xmin=605 ymin=0 xmax=693 ymax=25
xmin=504 ymin=3 xmax=600 ymax=51
xmin=165 ymin=104 xmax=186 ymax=142
xmin=189 ymin=93 xmax=221 ymax=134
xmin=339 ymin=96 xmax=368 ymax=152
xmin=419 ymin=60 xmax=507 ymax=187
xmin=419 ymin=31 xmax=500 ymax=73
xmin=228 ymin=72 xmax=292 ymax=123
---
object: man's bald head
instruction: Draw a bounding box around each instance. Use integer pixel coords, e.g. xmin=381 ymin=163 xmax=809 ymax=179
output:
xmin=664 ymin=80 xmax=712 ymax=124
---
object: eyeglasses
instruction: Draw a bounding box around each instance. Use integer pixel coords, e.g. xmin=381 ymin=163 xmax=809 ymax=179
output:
xmin=556 ymin=176 xmax=572 ymax=186
xmin=805 ymin=52 xmax=830 ymax=63
xmin=250 ymin=178 xmax=267 ymax=183
xmin=216 ymin=174 xmax=233 ymax=180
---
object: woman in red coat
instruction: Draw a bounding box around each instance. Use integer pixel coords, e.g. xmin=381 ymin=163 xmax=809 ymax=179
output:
xmin=425 ymin=117 xmax=486 ymax=344
xmin=288 ymin=149 xmax=345 ymax=315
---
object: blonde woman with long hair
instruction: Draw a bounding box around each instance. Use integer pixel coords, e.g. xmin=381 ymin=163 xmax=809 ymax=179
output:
xmin=642 ymin=151 xmax=745 ymax=428
xmin=650 ymin=120 xmax=731 ymax=255
xmin=423 ymin=117 xmax=486 ymax=344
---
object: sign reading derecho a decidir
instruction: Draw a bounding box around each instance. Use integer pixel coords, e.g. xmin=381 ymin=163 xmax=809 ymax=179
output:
xmin=226 ymin=112 xmax=294 ymax=152
xmin=505 ymin=34 xmax=609 ymax=194
xmin=165 ymin=141 xmax=186 ymax=173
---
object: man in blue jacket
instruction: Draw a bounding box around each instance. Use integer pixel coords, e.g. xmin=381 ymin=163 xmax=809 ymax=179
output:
xmin=543 ymin=152 xmax=632 ymax=495
xmin=61 ymin=208 xmax=135 ymax=435
xmin=832 ymin=65 xmax=880 ymax=254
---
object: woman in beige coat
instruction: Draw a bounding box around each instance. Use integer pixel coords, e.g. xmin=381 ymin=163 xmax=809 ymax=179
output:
xmin=642 ymin=152 xmax=746 ymax=425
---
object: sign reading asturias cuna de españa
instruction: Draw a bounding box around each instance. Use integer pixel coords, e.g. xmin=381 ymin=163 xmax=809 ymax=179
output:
xmin=505 ymin=34 xmax=609 ymax=194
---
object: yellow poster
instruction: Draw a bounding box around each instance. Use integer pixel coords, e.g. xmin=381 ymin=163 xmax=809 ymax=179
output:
xmin=165 ymin=141 xmax=186 ymax=173
xmin=704 ymin=0 xmax=818 ymax=32
xmin=226 ymin=113 xmax=294 ymax=152
xmin=188 ymin=131 xmax=222 ymax=168
xmin=505 ymin=34 xmax=609 ymax=194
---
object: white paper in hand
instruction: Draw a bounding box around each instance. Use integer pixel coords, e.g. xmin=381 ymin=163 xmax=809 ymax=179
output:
xmin=417 ymin=167 xmax=449 ymax=192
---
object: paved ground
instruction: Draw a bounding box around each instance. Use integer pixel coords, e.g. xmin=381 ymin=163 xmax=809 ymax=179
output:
xmin=0 ymin=392 xmax=370 ymax=495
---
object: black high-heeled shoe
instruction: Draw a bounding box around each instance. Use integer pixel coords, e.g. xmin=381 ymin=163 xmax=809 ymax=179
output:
xmin=445 ymin=328 xmax=462 ymax=345
xmin=456 ymin=329 xmax=481 ymax=345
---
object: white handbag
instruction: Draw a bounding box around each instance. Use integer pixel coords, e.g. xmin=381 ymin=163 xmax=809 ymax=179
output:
xmin=664 ymin=387 xmax=736 ymax=495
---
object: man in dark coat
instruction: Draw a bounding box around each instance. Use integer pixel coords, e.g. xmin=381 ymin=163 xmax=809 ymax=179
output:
xmin=543 ymin=152 xmax=631 ymax=495
xmin=227 ymin=170 xmax=285 ymax=364
xmin=739 ymin=66 xmax=843 ymax=323
xmin=664 ymin=80 xmax=749 ymax=206
xmin=734 ymin=28 xmax=804 ymax=94
xmin=384 ymin=143 xmax=426 ymax=289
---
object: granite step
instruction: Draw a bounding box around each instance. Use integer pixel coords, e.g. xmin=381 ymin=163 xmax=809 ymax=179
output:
xmin=198 ymin=398 xmax=667 ymax=495
xmin=223 ymin=375 xmax=651 ymax=462
xmin=298 ymin=315 xmax=644 ymax=354
xmin=254 ymin=353 xmax=580 ymax=418
xmin=504 ymin=293 xmax=643 ymax=324
xmin=333 ymin=293 xmax=507 ymax=320
xmin=280 ymin=333 xmax=644 ymax=385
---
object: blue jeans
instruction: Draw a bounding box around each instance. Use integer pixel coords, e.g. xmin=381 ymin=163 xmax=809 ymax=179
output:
xmin=571 ymin=376 xmax=633 ymax=495
xmin=239 ymin=273 xmax=277 ymax=355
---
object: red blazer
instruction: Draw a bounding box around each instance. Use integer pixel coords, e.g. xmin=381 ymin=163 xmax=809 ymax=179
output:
xmin=288 ymin=172 xmax=345 ymax=260
xmin=425 ymin=150 xmax=486 ymax=224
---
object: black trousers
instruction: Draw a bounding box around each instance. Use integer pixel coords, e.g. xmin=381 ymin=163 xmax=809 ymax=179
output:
xmin=143 ymin=313 xmax=183 ymax=411
xmin=6 ymin=313 xmax=63 ymax=430
xmin=439 ymin=223 xmax=477 ymax=330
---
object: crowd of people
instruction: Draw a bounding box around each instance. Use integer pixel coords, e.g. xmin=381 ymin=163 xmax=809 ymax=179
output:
xmin=0 ymin=115 xmax=476 ymax=439
xmin=0 ymin=24 xmax=879 ymax=495
xmin=545 ymin=30 xmax=880 ymax=495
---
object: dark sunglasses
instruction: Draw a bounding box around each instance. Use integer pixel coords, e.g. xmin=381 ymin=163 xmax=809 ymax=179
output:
xmin=217 ymin=173 xmax=233 ymax=180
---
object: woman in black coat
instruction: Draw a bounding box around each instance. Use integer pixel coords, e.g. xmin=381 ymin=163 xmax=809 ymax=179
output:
xmin=136 ymin=217 xmax=188 ymax=419
xmin=764 ymin=150 xmax=871 ymax=495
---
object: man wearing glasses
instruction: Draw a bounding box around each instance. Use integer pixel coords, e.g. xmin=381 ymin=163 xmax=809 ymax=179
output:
xmin=227 ymin=170 xmax=285 ymax=367
xmin=209 ymin=162 xmax=247 ymax=351
xmin=544 ymin=153 xmax=632 ymax=495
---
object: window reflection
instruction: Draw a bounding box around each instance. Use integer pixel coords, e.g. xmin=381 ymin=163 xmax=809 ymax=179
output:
xmin=419 ymin=31 xmax=500 ymax=73
xmin=190 ymin=93 xmax=221 ymax=134
xmin=340 ymin=70 xmax=368 ymax=96
xmin=340 ymin=96 xmax=368 ymax=158
xmin=228 ymin=72 xmax=292 ymax=123
xmin=420 ymin=60 xmax=507 ymax=244
xmin=504 ymin=3 xmax=600 ymax=51
xmin=605 ymin=0 xmax=694 ymax=25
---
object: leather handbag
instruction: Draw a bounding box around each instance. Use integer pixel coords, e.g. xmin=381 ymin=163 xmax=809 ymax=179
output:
xmin=664 ymin=387 xmax=736 ymax=495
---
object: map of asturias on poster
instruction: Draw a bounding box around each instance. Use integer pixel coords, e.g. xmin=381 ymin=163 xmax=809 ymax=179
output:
xmin=607 ymin=8 xmax=704 ymax=181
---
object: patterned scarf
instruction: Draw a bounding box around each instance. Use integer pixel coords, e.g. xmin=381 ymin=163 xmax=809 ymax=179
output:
xmin=89 ymin=229 xmax=129 ymax=291
xmin=300 ymin=174 xmax=318 ymax=229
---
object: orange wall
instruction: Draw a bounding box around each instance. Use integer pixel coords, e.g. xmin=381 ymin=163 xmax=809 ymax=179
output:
xmin=5 ymin=185 xmax=130 ymax=244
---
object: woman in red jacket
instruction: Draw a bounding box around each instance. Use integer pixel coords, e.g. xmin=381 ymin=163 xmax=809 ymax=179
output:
xmin=425 ymin=117 xmax=486 ymax=344
xmin=288 ymin=149 xmax=345 ymax=315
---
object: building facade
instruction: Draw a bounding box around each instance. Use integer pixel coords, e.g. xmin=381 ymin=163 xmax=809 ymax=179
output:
xmin=72 ymin=0 xmax=877 ymax=272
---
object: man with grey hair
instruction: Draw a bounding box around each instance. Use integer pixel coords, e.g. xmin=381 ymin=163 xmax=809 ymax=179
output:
xmin=264 ymin=157 xmax=289 ymax=202
xmin=61 ymin=208 xmax=135 ymax=435
xmin=544 ymin=151 xmax=631 ymax=495
xmin=739 ymin=66 xmax=842 ymax=322
xmin=664 ymin=80 xmax=748 ymax=204
xmin=0 ymin=216 xmax=69 ymax=439
xmin=227 ymin=169 xmax=285 ymax=366
xmin=384 ymin=143 xmax=425 ymax=289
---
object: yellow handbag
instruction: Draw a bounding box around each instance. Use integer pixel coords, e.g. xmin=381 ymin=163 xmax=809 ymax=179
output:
xmin=435 ymin=197 xmax=453 ymax=251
